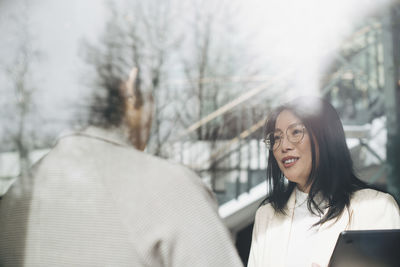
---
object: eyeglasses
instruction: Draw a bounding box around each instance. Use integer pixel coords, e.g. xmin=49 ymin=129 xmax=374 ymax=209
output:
xmin=263 ymin=123 xmax=306 ymax=151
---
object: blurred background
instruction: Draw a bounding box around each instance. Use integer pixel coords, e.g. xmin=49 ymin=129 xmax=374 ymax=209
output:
xmin=1 ymin=0 xmax=400 ymax=264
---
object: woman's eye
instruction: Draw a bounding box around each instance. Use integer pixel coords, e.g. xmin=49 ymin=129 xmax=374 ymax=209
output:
xmin=274 ymin=135 xmax=281 ymax=140
xmin=292 ymin=129 xmax=302 ymax=135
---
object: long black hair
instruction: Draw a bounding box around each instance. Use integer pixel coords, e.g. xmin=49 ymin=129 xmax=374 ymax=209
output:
xmin=263 ymin=96 xmax=370 ymax=225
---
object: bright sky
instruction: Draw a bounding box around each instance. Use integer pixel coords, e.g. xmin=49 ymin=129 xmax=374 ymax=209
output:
xmin=237 ymin=0 xmax=391 ymax=97
xmin=0 ymin=0 xmax=107 ymax=136
xmin=0 ymin=0 xmax=393 ymax=139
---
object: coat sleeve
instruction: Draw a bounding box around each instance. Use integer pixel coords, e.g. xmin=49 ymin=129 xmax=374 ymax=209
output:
xmin=142 ymin=166 xmax=244 ymax=267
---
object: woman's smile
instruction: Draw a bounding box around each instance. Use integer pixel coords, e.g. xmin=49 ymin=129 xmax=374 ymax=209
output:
xmin=273 ymin=110 xmax=313 ymax=191
xmin=281 ymin=156 xmax=299 ymax=168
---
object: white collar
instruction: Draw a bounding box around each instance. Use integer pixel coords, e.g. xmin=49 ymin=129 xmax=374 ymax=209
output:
xmin=295 ymin=187 xmax=308 ymax=208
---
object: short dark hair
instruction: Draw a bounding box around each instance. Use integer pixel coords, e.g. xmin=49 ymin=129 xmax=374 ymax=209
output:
xmin=263 ymin=96 xmax=370 ymax=225
xmin=87 ymin=77 xmax=126 ymax=128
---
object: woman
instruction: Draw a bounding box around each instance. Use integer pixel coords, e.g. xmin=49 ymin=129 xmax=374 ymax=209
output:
xmin=248 ymin=97 xmax=400 ymax=267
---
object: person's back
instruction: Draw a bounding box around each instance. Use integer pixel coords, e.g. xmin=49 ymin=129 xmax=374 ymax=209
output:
xmin=0 ymin=126 xmax=242 ymax=266
xmin=0 ymin=69 xmax=243 ymax=266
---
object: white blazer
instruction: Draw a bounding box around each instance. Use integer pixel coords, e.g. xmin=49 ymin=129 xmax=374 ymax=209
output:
xmin=248 ymin=188 xmax=400 ymax=267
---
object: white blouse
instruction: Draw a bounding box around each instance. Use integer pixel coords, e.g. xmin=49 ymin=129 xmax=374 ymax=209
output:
xmin=286 ymin=188 xmax=322 ymax=267
xmin=248 ymin=188 xmax=400 ymax=267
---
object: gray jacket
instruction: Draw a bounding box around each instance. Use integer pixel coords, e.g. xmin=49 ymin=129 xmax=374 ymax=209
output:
xmin=0 ymin=126 xmax=243 ymax=267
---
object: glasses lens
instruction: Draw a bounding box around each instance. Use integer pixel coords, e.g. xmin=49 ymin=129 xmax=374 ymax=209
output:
xmin=264 ymin=135 xmax=272 ymax=150
xmin=287 ymin=123 xmax=305 ymax=143
xmin=265 ymin=131 xmax=282 ymax=150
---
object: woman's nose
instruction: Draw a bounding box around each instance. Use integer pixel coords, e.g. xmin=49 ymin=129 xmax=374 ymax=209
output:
xmin=280 ymin=134 xmax=293 ymax=151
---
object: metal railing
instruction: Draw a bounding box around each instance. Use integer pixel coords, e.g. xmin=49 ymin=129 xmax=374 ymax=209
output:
xmin=167 ymin=16 xmax=390 ymax=205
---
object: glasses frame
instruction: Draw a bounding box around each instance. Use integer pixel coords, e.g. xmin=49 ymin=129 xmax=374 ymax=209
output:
xmin=263 ymin=123 xmax=306 ymax=151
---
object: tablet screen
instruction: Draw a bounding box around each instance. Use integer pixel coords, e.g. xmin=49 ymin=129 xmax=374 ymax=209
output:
xmin=329 ymin=229 xmax=400 ymax=267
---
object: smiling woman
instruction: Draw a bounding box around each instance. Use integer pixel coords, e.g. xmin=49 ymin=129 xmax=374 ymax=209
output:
xmin=248 ymin=97 xmax=400 ymax=267
xmin=270 ymin=111 xmax=313 ymax=192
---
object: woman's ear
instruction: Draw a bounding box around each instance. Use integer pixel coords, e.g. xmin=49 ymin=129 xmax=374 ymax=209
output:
xmin=122 ymin=68 xmax=154 ymax=151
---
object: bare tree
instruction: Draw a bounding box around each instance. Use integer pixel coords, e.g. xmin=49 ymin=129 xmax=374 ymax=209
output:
xmin=83 ymin=0 xmax=255 ymax=160
xmin=179 ymin=0 xmax=244 ymax=141
xmin=83 ymin=0 xmax=184 ymax=156
xmin=0 ymin=1 xmax=41 ymax=176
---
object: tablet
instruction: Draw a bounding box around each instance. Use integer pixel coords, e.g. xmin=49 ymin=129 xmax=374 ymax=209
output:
xmin=329 ymin=229 xmax=400 ymax=267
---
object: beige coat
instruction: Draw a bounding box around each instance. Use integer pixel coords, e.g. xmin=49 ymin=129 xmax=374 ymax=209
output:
xmin=248 ymin=188 xmax=400 ymax=267
xmin=0 ymin=126 xmax=243 ymax=267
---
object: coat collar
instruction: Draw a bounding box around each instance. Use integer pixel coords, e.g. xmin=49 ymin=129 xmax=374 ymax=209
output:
xmin=0 ymin=176 xmax=17 ymax=197
xmin=60 ymin=126 xmax=133 ymax=148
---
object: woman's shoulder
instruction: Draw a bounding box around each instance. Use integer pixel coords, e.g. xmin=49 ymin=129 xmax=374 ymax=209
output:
xmin=349 ymin=188 xmax=400 ymax=229
xmin=254 ymin=202 xmax=275 ymax=220
xmin=351 ymin=188 xmax=397 ymax=205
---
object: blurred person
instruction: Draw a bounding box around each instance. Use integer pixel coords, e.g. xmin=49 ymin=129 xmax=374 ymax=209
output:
xmin=248 ymin=97 xmax=400 ymax=267
xmin=0 ymin=69 xmax=243 ymax=267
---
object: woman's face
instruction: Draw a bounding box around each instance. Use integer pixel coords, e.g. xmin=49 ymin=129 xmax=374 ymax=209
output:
xmin=272 ymin=110 xmax=313 ymax=192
